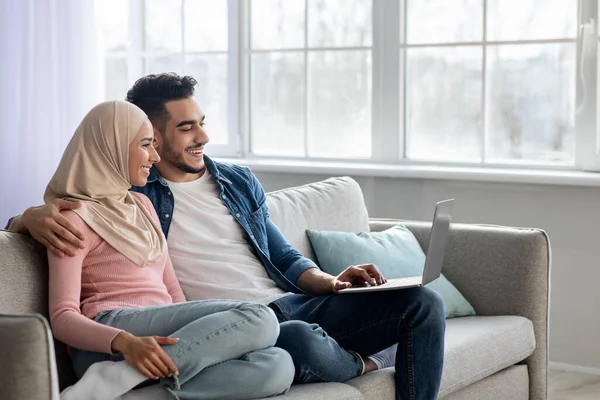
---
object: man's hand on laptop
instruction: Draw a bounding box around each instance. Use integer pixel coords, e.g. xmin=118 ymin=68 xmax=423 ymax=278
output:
xmin=21 ymin=199 xmax=86 ymax=257
xmin=332 ymin=264 xmax=387 ymax=293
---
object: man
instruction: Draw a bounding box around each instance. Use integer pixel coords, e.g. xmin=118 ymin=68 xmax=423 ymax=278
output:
xmin=8 ymin=73 xmax=445 ymax=399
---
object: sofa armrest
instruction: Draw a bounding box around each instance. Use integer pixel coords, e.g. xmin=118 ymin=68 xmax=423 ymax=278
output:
xmin=370 ymin=219 xmax=551 ymax=317
xmin=369 ymin=219 xmax=550 ymax=400
xmin=0 ymin=314 xmax=60 ymax=400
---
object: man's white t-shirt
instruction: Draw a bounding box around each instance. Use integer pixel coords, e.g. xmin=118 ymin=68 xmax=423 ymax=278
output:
xmin=165 ymin=171 xmax=288 ymax=305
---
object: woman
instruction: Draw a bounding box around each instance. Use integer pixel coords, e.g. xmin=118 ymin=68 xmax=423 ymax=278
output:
xmin=46 ymin=100 xmax=294 ymax=400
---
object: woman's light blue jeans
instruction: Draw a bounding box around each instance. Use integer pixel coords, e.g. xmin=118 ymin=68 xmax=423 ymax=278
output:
xmin=71 ymin=300 xmax=294 ymax=400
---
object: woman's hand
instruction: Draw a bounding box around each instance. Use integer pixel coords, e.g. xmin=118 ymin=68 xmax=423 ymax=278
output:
xmin=111 ymin=331 xmax=180 ymax=380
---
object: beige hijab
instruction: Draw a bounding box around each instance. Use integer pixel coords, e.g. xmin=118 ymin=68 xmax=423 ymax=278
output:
xmin=44 ymin=100 xmax=166 ymax=267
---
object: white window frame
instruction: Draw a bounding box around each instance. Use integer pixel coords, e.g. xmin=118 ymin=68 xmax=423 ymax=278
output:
xmin=576 ymin=0 xmax=600 ymax=171
xmin=100 ymin=0 xmax=600 ymax=173
xmin=238 ymin=0 xmax=596 ymax=171
xmin=239 ymin=0 xmax=374 ymax=160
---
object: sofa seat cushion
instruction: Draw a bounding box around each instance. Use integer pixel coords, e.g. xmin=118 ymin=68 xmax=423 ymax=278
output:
xmin=441 ymin=365 xmax=529 ymax=400
xmin=345 ymin=315 xmax=536 ymax=399
xmin=256 ymin=382 xmax=363 ymax=400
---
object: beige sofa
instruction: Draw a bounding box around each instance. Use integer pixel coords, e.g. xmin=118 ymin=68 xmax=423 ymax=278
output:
xmin=0 ymin=176 xmax=550 ymax=400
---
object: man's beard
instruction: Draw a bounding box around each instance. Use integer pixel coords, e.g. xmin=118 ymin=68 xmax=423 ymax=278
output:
xmin=162 ymin=137 xmax=205 ymax=174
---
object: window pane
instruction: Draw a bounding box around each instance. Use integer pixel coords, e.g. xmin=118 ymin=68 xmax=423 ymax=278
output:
xmin=96 ymin=0 xmax=128 ymax=52
xmin=185 ymin=55 xmax=228 ymax=144
xmin=145 ymin=56 xmax=184 ymax=75
xmin=486 ymin=43 xmax=576 ymax=164
xmin=308 ymin=51 xmax=371 ymax=158
xmin=251 ymin=53 xmax=305 ymax=156
xmin=405 ymin=47 xmax=482 ymax=161
xmin=406 ymin=0 xmax=482 ymax=44
xmin=308 ymin=0 xmax=372 ymax=48
xmin=184 ymin=0 xmax=227 ymax=51
xmin=104 ymin=58 xmax=128 ymax=100
xmin=251 ymin=0 xmax=305 ymax=50
xmin=487 ymin=0 xmax=577 ymax=41
xmin=145 ymin=0 xmax=182 ymax=51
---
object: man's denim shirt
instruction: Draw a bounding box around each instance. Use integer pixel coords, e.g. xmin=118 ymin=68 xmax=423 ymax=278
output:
xmin=131 ymin=156 xmax=316 ymax=295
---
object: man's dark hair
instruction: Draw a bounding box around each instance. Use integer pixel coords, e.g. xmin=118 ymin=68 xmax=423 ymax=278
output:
xmin=126 ymin=73 xmax=198 ymax=132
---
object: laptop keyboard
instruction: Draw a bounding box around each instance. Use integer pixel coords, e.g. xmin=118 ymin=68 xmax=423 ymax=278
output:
xmin=340 ymin=275 xmax=423 ymax=293
xmin=373 ymin=276 xmax=422 ymax=288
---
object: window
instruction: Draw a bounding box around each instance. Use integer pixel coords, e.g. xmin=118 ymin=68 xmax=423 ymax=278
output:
xmin=96 ymin=0 xmax=599 ymax=170
xmin=404 ymin=0 xmax=577 ymax=165
xmin=248 ymin=0 xmax=372 ymax=159
xmin=96 ymin=0 xmax=233 ymax=154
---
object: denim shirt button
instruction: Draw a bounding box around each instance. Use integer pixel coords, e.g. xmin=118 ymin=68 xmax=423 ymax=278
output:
xmin=222 ymin=195 xmax=228 ymax=200
xmin=167 ymin=192 xmax=171 ymax=196
xmin=235 ymin=213 xmax=241 ymax=218
xmin=164 ymin=214 xmax=170 ymax=219
xmin=250 ymin=235 xmax=255 ymax=240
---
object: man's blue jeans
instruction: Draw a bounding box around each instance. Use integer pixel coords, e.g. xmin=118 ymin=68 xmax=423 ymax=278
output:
xmin=270 ymin=286 xmax=446 ymax=400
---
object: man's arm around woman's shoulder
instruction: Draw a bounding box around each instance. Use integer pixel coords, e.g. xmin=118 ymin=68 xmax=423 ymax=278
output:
xmin=6 ymin=199 xmax=86 ymax=257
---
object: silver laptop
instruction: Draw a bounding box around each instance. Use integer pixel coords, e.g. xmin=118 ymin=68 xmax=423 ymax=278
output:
xmin=339 ymin=199 xmax=454 ymax=294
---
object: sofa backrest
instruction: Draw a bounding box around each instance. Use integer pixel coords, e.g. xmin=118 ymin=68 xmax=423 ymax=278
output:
xmin=265 ymin=176 xmax=370 ymax=261
xmin=0 ymin=231 xmax=48 ymax=316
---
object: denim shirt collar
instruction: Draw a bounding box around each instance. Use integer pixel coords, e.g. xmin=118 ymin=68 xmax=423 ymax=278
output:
xmin=146 ymin=155 xmax=232 ymax=186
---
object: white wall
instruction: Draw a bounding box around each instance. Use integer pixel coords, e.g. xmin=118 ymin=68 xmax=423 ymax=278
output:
xmin=254 ymin=170 xmax=600 ymax=370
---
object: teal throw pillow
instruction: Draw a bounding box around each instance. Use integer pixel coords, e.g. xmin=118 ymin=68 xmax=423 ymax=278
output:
xmin=306 ymin=225 xmax=476 ymax=319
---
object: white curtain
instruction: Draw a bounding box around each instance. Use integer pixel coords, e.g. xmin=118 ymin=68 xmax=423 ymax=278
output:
xmin=0 ymin=0 xmax=102 ymax=226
